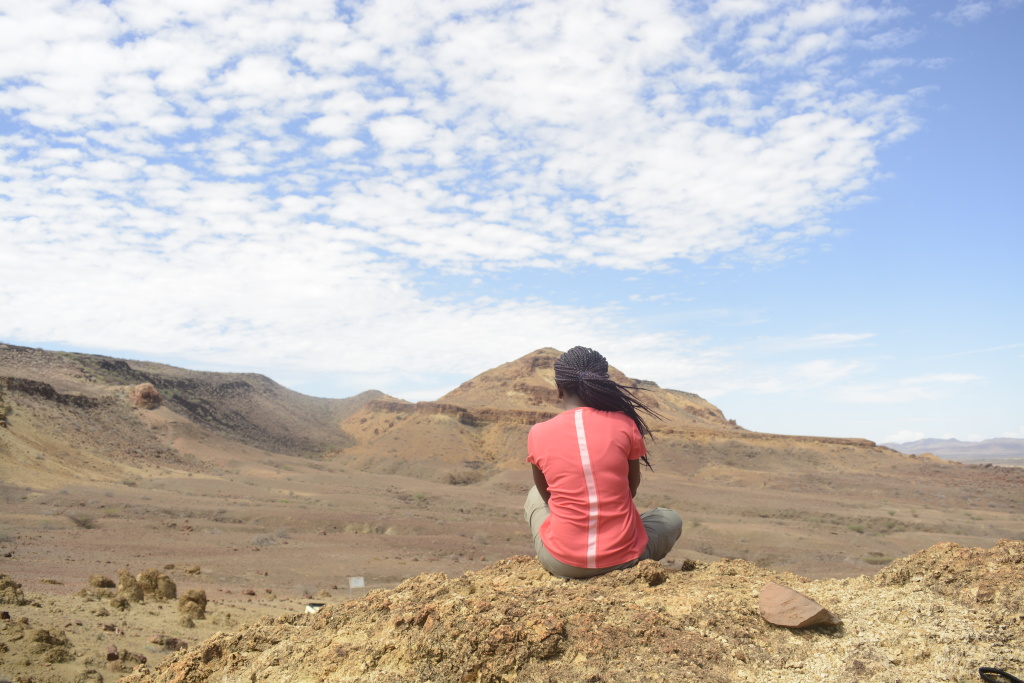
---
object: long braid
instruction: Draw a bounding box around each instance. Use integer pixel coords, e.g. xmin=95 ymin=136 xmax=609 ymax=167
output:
xmin=553 ymin=346 xmax=661 ymax=467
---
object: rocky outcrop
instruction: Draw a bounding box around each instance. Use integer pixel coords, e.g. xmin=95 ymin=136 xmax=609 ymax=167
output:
xmin=364 ymin=398 xmax=558 ymax=428
xmin=0 ymin=376 xmax=101 ymax=409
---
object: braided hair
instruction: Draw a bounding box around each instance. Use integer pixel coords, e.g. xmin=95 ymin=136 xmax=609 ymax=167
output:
xmin=553 ymin=346 xmax=661 ymax=467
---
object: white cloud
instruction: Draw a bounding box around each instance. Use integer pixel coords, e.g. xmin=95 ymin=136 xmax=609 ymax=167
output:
xmin=753 ymin=333 xmax=875 ymax=354
xmin=795 ymin=360 xmax=862 ymax=383
xmin=902 ymin=373 xmax=983 ymax=385
xmin=837 ymin=373 xmax=983 ymax=403
xmin=938 ymin=1 xmax=993 ymax=24
xmin=369 ymin=115 xmax=434 ymax=150
xmin=0 ymin=0 xmax=920 ymax=270
xmin=0 ymin=0 xmax=951 ymax=401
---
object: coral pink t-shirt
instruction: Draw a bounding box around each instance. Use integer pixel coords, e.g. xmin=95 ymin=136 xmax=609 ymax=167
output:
xmin=527 ymin=407 xmax=648 ymax=568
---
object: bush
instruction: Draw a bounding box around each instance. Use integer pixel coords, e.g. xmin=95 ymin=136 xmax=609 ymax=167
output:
xmin=65 ymin=513 xmax=97 ymax=530
xmin=116 ymin=569 xmax=144 ymax=603
xmin=179 ymin=589 xmax=207 ymax=620
xmin=250 ymin=535 xmax=277 ymax=547
xmin=88 ymin=575 xmax=115 ymax=589
xmin=136 ymin=568 xmax=177 ymax=600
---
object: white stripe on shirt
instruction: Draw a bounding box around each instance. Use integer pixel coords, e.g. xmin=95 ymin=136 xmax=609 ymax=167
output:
xmin=574 ymin=408 xmax=599 ymax=568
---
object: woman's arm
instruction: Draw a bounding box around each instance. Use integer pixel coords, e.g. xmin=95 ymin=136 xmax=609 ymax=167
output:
xmin=531 ymin=464 xmax=551 ymax=503
xmin=628 ymin=458 xmax=642 ymax=498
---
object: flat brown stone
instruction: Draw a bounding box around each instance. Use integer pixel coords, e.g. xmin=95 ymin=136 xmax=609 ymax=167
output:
xmin=759 ymin=582 xmax=842 ymax=628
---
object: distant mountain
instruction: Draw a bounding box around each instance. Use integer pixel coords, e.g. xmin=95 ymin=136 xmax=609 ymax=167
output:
xmin=883 ymin=437 xmax=1024 ymax=463
xmin=3 ymin=341 xmax=916 ymax=488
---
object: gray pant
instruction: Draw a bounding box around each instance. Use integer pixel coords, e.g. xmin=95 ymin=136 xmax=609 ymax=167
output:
xmin=524 ymin=486 xmax=683 ymax=579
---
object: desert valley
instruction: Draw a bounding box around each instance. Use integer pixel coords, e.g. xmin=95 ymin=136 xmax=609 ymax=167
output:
xmin=1 ymin=342 xmax=1022 ymax=682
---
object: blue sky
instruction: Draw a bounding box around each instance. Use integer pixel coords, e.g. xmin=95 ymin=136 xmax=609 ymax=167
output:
xmin=1 ymin=0 xmax=1021 ymax=444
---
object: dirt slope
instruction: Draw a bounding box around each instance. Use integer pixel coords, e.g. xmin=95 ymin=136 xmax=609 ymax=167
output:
xmin=119 ymin=540 xmax=1024 ymax=682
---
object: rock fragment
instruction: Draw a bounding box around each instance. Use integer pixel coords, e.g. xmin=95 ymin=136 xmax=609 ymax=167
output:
xmin=758 ymin=581 xmax=842 ymax=628
xmin=149 ymin=634 xmax=188 ymax=651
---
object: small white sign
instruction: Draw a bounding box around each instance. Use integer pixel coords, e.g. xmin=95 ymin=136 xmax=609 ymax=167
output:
xmin=348 ymin=576 xmax=365 ymax=589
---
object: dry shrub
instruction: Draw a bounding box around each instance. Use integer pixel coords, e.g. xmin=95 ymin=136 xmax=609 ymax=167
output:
xmin=136 ymin=568 xmax=161 ymax=594
xmin=0 ymin=573 xmax=26 ymax=605
xmin=29 ymin=628 xmax=76 ymax=663
xmin=156 ymin=575 xmax=177 ymax=600
xmin=130 ymin=382 xmax=162 ymax=409
xmin=250 ymin=534 xmax=277 ymax=547
xmin=89 ymin=574 xmax=115 ymax=589
xmin=65 ymin=513 xmax=97 ymax=529
xmin=132 ymin=568 xmax=177 ymax=600
xmin=116 ymin=569 xmax=144 ymax=603
xmin=178 ymin=589 xmax=207 ymax=620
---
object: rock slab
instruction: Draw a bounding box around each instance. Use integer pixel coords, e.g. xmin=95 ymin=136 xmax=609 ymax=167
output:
xmin=759 ymin=581 xmax=842 ymax=628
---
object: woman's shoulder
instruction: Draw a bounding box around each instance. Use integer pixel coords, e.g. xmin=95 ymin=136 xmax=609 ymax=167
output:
xmin=583 ymin=406 xmax=634 ymax=424
xmin=531 ymin=409 xmax=576 ymax=431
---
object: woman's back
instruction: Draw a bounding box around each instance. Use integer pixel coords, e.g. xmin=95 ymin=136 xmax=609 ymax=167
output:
xmin=528 ymin=407 xmax=648 ymax=568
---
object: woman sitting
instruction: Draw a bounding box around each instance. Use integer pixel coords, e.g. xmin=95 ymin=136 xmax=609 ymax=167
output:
xmin=525 ymin=346 xmax=683 ymax=578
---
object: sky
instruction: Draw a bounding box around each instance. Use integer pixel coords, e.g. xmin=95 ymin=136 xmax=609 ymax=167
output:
xmin=1 ymin=0 xmax=1021 ymax=445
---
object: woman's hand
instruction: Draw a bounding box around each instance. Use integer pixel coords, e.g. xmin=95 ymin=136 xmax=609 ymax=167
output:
xmin=629 ymin=459 xmax=642 ymax=498
xmin=532 ymin=464 xmax=551 ymax=503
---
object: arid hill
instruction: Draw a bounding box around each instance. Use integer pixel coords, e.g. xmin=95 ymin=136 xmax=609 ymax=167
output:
xmin=0 ymin=342 xmax=380 ymax=465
